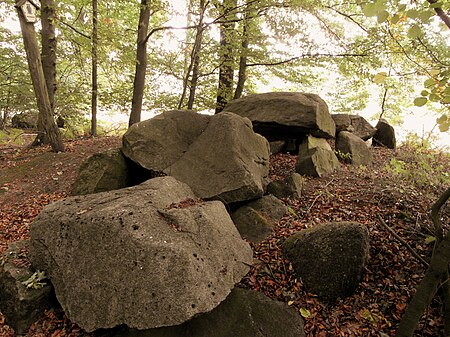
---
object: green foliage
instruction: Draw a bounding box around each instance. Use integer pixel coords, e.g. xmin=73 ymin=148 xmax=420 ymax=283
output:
xmin=359 ymin=0 xmax=450 ymax=136
xmin=0 ymin=27 xmax=37 ymax=126
xmin=0 ymin=128 xmax=27 ymax=146
xmin=335 ymin=149 xmax=353 ymax=161
xmin=0 ymin=0 xmax=448 ymax=144
xmin=384 ymin=145 xmax=450 ymax=189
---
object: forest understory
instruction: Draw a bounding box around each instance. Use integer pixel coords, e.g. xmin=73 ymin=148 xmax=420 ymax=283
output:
xmin=0 ymin=136 xmax=449 ymax=337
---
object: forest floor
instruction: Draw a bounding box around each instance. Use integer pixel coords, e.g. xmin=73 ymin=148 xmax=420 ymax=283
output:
xmin=0 ymin=136 xmax=449 ymax=337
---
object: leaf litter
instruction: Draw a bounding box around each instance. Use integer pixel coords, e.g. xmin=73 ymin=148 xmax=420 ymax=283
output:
xmin=0 ymin=137 xmax=449 ymax=336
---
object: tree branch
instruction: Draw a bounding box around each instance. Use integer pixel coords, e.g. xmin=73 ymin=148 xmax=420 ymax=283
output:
xmin=58 ymin=20 xmax=91 ymax=39
xmin=387 ymin=28 xmax=431 ymax=77
xmin=427 ymin=0 xmax=450 ymax=29
xmin=379 ymin=87 xmax=388 ymax=120
xmin=325 ymin=5 xmax=369 ymax=33
xmin=431 ymin=186 xmax=450 ymax=244
xmin=377 ymin=214 xmax=429 ymax=268
xmin=247 ymin=52 xmax=368 ymax=67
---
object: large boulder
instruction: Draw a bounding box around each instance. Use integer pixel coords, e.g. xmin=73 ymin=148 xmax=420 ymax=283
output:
xmin=71 ymin=149 xmax=128 ymax=195
xmin=11 ymin=113 xmax=37 ymax=129
xmin=335 ymin=131 xmax=373 ymax=166
xmin=113 ymin=288 xmax=306 ymax=337
xmin=222 ymin=92 xmax=336 ymax=139
xmin=29 ymin=176 xmax=253 ymax=332
xmin=332 ymin=114 xmax=376 ymax=141
xmin=295 ymin=136 xmax=339 ymax=177
xmin=0 ymin=240 xmax=55 ymax=335
xmin=122 ymin=110 xmax=270 ymax=204
xmin=373 ymin=119 xmax=396 ymax=149
xmin=71 ymin=149 xmax=154 ymax=196
xmin=231 ymin=195 xmax=287 ymax=243
xmin=283 ymin=222 xmax=369 ymax=302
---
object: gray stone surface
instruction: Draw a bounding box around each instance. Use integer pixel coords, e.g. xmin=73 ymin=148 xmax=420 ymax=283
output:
xmin=295 ymin=136 xmax=339 ymax=177
xmin=269 ymin=141 xmax=286 ymax=154
xmin=11 ymin=112 xmax=37 ymax=129
xmin=332 ymin=114 xmax=376 ymax=140
xmin=335 ymin=131 xmax=373 ymax=166
xmin=298 ymin=135 xmax=333 ymax=155
xmin=245 ymin=195 xmax=287 ymax=221
xmin=29 ymin=177 xmax=253 ymax=332
xmin=0 ymin=240 xmax=55 ymax=335
xmin=231 ymin=207 xmax=272 ymax=244
xmin=331 ymin=114 xmax=352 ymax=133
xmin=71 ymin=149 xmax=130 ymax=195
xmin=113 ymin=288 xmax=306 ymax=337
xmin=231 ymin=195 xmax=287 ymax=243
xmin=267 ymin=173 xmax=303 ymax=199
xmin=223 ymin=92 xmax=336 ymax=139
xmin=373 ymin=119 xmax=396 ymax=149
xmin=283 ymin=222 xmax=370 ymax=302
xmin=122 ymin=110 xmax=269 ymax=204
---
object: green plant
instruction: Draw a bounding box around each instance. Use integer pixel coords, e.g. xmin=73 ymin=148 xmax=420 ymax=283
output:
xmin=335 ymin=149 xmax=353 ymax=162
xmin=0 ymin=128 xmax=26 ymax=146
xmin=384 ymin=146 xmax=450 ymax=190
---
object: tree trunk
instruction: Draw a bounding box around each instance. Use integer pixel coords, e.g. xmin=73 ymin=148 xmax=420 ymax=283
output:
xmin=186 ymin=0 xmax=206 ymax=110
xmin=32 ymin=0 xmax=57 ymax=146
xmin=0 ymin=74 xmax=12 ymax=130
xmin=396 ymin=186 xmax=450 ymax=337
xmin=215 ymin=0 xmax=238 ymax=114
xmin=40 ymin=0 xmax=56 ymax=111
xmin=16 ymin=1 xmax=64 ymax=152
xmin=234 ymin=3 xmax=253 ymax=100
xmin=177 ymin=0 xmax=195 ymax=109
xmin=91 ymin=0 xmax=98 ymax=136
xmin=129 ymin=0 xmax=151 ymax=127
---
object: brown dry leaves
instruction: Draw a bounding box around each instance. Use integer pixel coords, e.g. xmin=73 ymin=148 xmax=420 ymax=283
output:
xmin=0 ymin=138 xmax=449 ymax=336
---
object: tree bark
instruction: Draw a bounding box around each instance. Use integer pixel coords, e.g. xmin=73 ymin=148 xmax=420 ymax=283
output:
xmin=40 ymin=0 xmax=56 ymax=111
xmin=16 ymin=0 xmax=64 ymax=152
xmin=187 ymin=0 xmax=206 ymax=110
xmin=177 ymin=0 xmax=195 ymax=109
xmin=427 ymin=0 xmax=450 ymax=29
xmin=0 ymin=74 xmax=12 ymax=130
xmin=215 ymin=0 xmax=238 ymax=113
xmin=129 ymin=0 xmax=151 ymax=127
xmin=396 ymin=186 xmax=450 ymax=337
xmin=91 ymin=0 xmax=98 ymax=136
xmin=234 ymin=3 xmax=253 ymax=99
xmin=32 ymin=0 xmax=56 ymax=146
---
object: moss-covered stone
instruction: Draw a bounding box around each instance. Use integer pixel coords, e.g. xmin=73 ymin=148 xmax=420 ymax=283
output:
xmin=112 ymin=288 xmax=305 ymax=337
xmin=283 ymin=222 xmax=370 ymax=302
xmin=0 ymin=240 xmax=56 ymax=335
xmin=71 ymin=148 xmax=129 ymax=195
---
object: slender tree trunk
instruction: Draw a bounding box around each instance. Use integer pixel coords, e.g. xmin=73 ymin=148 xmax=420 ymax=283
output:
xmin=234 ymin=3 xmax=253 ymax=99
xmin=129 ymin=0 xmax=151 ymax=127
xmin=187 ymin=0 xmax=206 ymax=110
xmin=91 ymin=0 xmax=98 ymax=136
xmin=15 ymin=1 xmax=64 ymax=152
xmin=177 ymin=0 xmax=195 ymax=109
xmin=0 ymin=74 xmax=12 ymax=130
xmin=215 ymin=0 xmax=238 ymax=113
xmin=32 ymin=0 xmax=57 ymax=146
xmin=396 ymin=187 xmax=450 ymax=337
xmin=41 ymin=0 xmax=56 ymax=111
